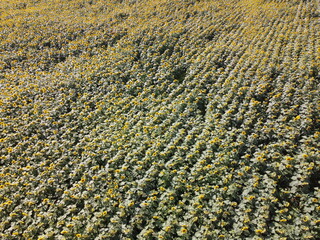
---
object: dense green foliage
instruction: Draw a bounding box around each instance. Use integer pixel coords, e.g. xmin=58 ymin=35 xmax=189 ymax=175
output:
xmin=0 ymin=0 xmax=319 ymax=239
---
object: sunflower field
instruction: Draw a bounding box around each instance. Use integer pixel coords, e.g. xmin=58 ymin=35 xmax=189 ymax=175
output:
xmin=0 ymin=0 xmax=319 ymax=239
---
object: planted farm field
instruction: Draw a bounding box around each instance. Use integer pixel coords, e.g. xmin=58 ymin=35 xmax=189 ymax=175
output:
xmin=0 ymin=0 xmax=320 ymax=239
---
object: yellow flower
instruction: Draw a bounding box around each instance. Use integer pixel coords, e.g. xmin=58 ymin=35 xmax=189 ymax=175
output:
xmin=180 ymin=228 xmax=188 ymax=234
xmin=303 ymin=216 xmax=309 ymax=222
xmin=248 ymin=195 xmax=255 ymax=200
xmin=198 ymin=194 xmax=205 ymax=199
xmin=255 ymin=229 xmax=265 ymax=234
xmin=284 ymin=202 xmax=290 ymax=207
xmin=285 ymin=156 xmax=294 ymax=161
xmin=164 ymin=226 xmax=171 ymax=232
